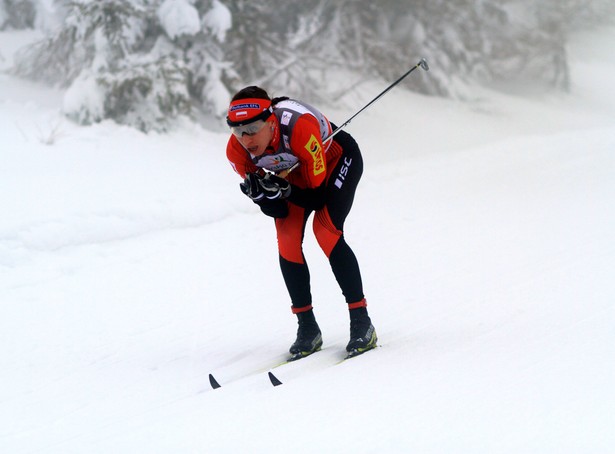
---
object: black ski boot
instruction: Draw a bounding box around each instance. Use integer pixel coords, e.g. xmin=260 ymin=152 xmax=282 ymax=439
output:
xmin=289 ymin=309 xmax=322 ymax=361
xmin=346 ymin=307 xmax=377 ymax=358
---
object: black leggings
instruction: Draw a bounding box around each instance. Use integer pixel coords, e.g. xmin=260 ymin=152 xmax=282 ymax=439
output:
xmin=279 ymin=129 xmax=365 ymax=310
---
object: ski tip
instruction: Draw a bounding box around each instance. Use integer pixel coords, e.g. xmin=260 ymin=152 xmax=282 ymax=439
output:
xmin=209 ymin=373 xmax=222 ymax=389
xmin=268 ymin=371 xmax=283 ymax=387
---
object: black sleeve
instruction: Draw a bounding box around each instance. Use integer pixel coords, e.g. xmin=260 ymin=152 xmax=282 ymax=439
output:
xmin=287 ymin=182 xmax=326 ymax=211
xmin=255 ymin=198 xmax=289 ymax=218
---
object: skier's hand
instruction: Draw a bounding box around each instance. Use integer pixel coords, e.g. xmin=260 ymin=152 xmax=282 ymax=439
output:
xmin=239 ymin=173 xmax=265 ymax=201
xmin=258 ymin=198 xmax=289 ymax=218
xmin=260 ymin=174 xmax=291 ymax=200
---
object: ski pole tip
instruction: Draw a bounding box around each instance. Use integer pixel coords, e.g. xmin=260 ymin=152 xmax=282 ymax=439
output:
xmin=419 ymin=58 xmax=429 ymax=71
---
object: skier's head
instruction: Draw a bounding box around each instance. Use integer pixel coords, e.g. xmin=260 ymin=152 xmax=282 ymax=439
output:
xmin=227 ymin=86 xmax=272 ymax=129
xmin=227 ymin=86 xmax=276 ymax=156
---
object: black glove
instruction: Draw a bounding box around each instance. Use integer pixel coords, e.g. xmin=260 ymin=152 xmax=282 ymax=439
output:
xmin=239 ymin=173 xmax=289 ymax=218
xmin=240 ymin=173 xmax=291 ymax=201
xmin=239 ymin=173 xmax=265 ymax=201
xmin=258 ymin=199 xmax=289 ymax=218
xmin=259 ymin=174 xmax=291 ymax=200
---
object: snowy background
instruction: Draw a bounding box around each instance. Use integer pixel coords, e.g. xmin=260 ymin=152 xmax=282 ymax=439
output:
xmin=6 ymin=0 xmax=614 ymax=131
xmin=2 ymin=21 xmax=615 ymax=454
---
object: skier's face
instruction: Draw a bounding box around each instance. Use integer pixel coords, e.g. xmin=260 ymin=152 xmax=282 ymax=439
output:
xmin=236 ymin=119 xmax=274 ymax=156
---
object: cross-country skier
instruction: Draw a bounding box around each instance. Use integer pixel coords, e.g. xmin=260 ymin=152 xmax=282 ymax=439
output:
xmin=225 ymin=86 xmax=377 ymax=359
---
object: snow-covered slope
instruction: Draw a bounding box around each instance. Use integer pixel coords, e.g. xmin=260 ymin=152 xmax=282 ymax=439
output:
xmin=1 ymin=27 xmax=614 ymax=454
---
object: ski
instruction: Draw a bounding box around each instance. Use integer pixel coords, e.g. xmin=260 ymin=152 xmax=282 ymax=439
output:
xmin=208 ymin=373 xmax=221 ymax=389
xmin=208 ymin=355 xmax=304 ymax=390
xmin=268 ymin=371 xmax=283 ymax=386
xmin=208 ymin=345 xmax=377 ymax=389
xmin=345 ymin=347 xmax=373 ymax=360
xmin=268 ymin=347 xmax=375 ymax=386
xmin=209 ymin=370 xmax=284 ymax=389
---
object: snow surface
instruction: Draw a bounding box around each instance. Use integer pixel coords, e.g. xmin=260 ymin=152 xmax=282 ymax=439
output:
xmin=1 ymin=27 xmax=614 ymax=453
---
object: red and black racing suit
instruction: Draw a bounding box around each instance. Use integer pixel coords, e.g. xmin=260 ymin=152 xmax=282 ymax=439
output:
xmin=226 ymin=99 xmax=367 ymax=314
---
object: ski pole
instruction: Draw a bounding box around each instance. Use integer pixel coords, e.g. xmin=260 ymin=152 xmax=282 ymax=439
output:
xmin=278 ymin=58 xmax=429 ymax=178
xmin=324 ymin=57 xmax=429 ymax=144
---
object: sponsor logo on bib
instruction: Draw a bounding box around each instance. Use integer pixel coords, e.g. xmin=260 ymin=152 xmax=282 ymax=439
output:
xmin=305 ymin=134 xmax=325 ymax=176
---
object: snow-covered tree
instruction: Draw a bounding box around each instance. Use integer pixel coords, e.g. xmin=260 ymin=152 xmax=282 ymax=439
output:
xmin=13 ymin=0 xmax=189 ymax=131
xmin=0 ymin=0 xmax=36 ymax=30
xmin=222 ymin=1 xmax=295 ymax=96
xmin=184 ymin=0 xmax=233 ymax=116
xmin=12 ymin=0 xmax=234 ymax=130
xmin=327 ymin=0 xmax=571 ymax=96
xmin=9 ymin=0 xmax=612 ymax=131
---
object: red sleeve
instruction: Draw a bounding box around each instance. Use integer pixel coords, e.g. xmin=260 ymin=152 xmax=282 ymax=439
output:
xmin=289 ymin=114 xmax=327 ymax=189
xmin=226 ymin=136 xmax=258 ymax=179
